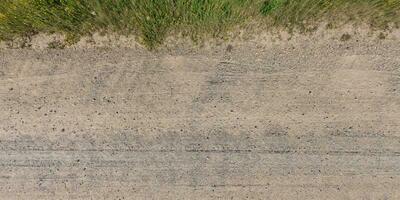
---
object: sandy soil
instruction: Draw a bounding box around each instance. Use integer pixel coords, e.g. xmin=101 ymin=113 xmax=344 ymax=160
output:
xmin=1 ymin=29 xmax=400 ymax=199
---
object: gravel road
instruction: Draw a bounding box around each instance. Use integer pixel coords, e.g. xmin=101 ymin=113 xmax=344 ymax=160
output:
xmin=1 ymin=33 xmax=400 ymax=199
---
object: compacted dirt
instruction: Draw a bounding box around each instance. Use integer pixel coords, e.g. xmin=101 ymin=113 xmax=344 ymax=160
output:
xmin=1 ymin=31 xmax=400 ymax=199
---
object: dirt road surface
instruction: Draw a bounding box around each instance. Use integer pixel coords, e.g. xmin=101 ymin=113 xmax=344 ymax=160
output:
xmin=1 ymin=33 xmax=400 ymax=199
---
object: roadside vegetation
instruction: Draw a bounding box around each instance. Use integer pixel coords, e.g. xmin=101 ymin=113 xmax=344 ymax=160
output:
xmin=0 ymin=0 xmax=399 ymax=49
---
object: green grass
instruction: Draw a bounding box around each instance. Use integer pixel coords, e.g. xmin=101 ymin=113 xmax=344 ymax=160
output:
xmin=0 ymin=0 xmax=399 ymax=49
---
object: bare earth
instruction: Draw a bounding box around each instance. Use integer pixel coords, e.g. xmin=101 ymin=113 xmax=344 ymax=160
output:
xmin=1 ymin=31 xmax=400 ymax=199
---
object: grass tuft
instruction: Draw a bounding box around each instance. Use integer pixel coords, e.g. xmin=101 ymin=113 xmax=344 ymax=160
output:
xmin=260 ymin=0 xmax=286 ymax=15
xmin=0 ymin=0 xmax=399 ymax=49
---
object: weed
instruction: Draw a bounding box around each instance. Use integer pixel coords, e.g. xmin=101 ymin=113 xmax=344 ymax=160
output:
xmin=260 ymin=0 xmax=286 ymax=15
xmin=48 ymin=40 xmax=66 ymax=49
xmin=378 ymin=32 xmax=387 ymax=39
xmin=0 ymin=0 xmax=399 ymax=49
xmin=340 ymin=33 xmax=352 ymax=41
